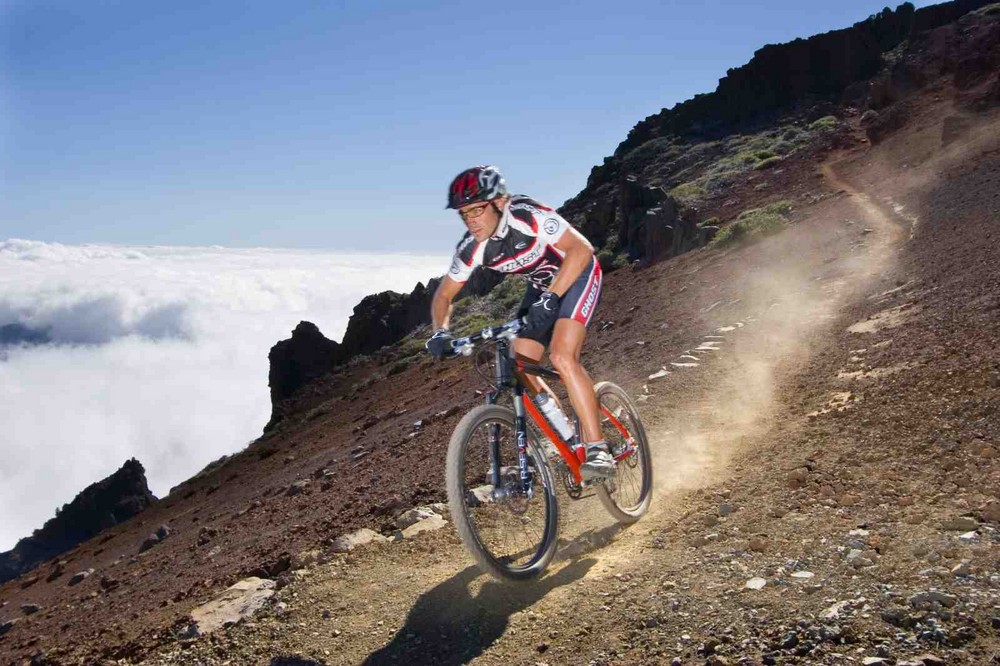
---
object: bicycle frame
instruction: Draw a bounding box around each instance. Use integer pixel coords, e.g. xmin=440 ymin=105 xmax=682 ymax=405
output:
xmin=482 ymin=334 xmax=636 ymax=488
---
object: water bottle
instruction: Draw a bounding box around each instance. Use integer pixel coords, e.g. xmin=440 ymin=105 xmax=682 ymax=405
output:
xmin=535 ymin=393 xmax=575 ymax=441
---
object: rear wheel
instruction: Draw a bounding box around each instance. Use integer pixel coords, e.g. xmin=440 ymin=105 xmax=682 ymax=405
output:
xmin=593 ymin=382 xmax=653 ymax=523
xmin=446 ymin=405 xmax=559 ymax=581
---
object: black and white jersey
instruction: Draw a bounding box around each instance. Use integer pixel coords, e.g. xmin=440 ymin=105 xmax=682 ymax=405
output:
xmin=447 ymin=195 xmax=573 ymax=290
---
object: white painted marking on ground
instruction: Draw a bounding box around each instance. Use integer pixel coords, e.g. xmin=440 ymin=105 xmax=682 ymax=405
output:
xmin=671 ymin=362 xmax=699 ymax=368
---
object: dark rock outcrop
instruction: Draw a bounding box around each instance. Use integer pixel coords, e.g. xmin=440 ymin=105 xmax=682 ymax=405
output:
xmin=0 ymin=458 xmax=156 ymax=583
xmin=617 ymin=176 xmax=704 ymax=264
xmin=265 ymin=322 xmax=346 ymax=431
xmin=865 ymin=5 xmax=1000 ymax=142
xmin=339 ymin=283 xmax=438 ymax=359
xmin=569 ymin=1 xmax=992 ymax=203
xmin=265 ymin=270 xmax=505 ymax=429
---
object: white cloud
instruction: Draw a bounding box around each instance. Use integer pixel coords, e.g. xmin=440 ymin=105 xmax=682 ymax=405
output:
xmin=0 ymin=239 xmax=447 ymax=551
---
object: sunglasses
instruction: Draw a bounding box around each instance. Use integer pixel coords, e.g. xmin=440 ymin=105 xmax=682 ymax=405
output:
xmin=457 ymin=202 xmax=491 ymax=221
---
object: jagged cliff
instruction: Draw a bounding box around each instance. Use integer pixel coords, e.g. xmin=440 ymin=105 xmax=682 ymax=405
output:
xmin=0 ymin=458 xmax=156 ymax=583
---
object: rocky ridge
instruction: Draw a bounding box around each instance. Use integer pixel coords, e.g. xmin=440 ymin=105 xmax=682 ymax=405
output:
xmin=0 ymin=458 xmax=156 ymax=584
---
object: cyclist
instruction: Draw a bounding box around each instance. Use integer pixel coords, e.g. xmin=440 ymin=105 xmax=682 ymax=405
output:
xmin=426 ymin=165 xmax=614 ymax=480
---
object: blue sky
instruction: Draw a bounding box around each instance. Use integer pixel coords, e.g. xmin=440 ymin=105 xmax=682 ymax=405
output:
xmin=1 ymin=0 xmax=936 ymax=253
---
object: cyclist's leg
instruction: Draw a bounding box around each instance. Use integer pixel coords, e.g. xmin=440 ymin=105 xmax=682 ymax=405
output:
xmin=548 ymin=258 xmax=604 ymax=444
xmin=513 ymin=286 xmax=556 ymax=398
xmin=548 ymin=319 xmax=601 ymax=443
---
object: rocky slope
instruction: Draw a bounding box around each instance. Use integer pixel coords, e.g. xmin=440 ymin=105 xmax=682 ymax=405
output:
xmin=0 ymin=3 xmax=998 ymax=664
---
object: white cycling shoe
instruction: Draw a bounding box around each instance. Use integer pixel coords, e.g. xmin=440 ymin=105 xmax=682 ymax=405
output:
xmin=579 ymin=441 xmax=616 ymax=481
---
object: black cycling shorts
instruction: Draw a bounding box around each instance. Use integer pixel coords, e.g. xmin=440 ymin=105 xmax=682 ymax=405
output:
xmin=516 ymin=258 xmax=603 ymax=346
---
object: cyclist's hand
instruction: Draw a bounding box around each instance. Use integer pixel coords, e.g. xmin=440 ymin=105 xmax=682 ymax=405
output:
xmin=523 ymin=291 xmax=560 ymax=336
xmin=425 ymin=328 xmax=455 ymax=359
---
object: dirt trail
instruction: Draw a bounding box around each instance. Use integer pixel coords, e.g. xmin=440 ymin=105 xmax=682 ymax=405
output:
xmin=140 ymin=146 xmax=934 ymax=666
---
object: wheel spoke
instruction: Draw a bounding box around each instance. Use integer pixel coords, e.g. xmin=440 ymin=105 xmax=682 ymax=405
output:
xmin=458 ymin=417 xmax=553 ymax=570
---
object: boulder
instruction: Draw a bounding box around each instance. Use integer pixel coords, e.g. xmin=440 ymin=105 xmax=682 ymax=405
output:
xmin=865 ymin=101 xmax=911 ymax=144
xmin=329 ymin=528 xmax=388 ymax=553
xmin=67 ymin=568 xmax=94 ymax=587
xmin=44 ymin=561 xmax=66 ymax=582
xmin=400 ymin=514 xmax=448 ymax=539
xmin=286 ymin=480 xmax=311 ymax=497
xmin=139 ymin=534 xmax=161 ymax=553
xmin=187 ymin=577 xmax=275 ymax=636
xmin=0 ymin=619 xmax=15 ymax=636
xmin=395 ymin=507 xmax=438 ymax=530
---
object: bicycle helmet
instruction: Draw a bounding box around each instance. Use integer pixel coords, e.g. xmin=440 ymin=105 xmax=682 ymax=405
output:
xmin=446 ymin=165 xmax=508 ymax=209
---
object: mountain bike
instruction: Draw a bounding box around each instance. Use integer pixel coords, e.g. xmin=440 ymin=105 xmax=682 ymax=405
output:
xmin=442 ymin=318 xmax=653 ymax=581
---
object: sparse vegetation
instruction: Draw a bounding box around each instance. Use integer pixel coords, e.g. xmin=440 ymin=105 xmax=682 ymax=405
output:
xmin=754 ymin=156 xmax=783 ymax=170
xmin=668 ymin=121 xmax=826 ymax=204
xmin=596 ymin=232 xmax=631 ymax=272
xmin=670 ymin=181 xmax=706 ymax=201
xmin=711 ymin=200 xmax=793 ymax=248
xmin=809 ymin=115 xmax=840 ymax=131
xmin=387 ymin=358 xmax=410 ymax=376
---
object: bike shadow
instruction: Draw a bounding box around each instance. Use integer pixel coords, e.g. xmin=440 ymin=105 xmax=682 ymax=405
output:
xmin=361 ymin=549 xmax=602 ymax=665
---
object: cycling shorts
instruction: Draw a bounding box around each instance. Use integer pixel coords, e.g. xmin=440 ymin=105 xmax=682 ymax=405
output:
xmin=516 ymin=258 xmax=603 ymax=346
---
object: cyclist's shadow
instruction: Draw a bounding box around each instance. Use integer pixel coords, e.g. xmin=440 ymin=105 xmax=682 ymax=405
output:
xmin=361 ymin=545 xmax=603 ymax=665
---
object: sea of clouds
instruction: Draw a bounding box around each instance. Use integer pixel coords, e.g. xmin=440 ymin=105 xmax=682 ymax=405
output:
xmin=0 ymin=238 xmax=447 ymax=551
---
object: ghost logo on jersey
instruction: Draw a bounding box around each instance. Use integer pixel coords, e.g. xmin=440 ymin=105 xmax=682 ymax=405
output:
xmin=543 ymin=218 xmax=560 ymax=235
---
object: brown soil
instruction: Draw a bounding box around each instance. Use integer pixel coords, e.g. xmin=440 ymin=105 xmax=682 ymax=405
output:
xmin=2 ymin=90 xmax=1000 ymax=666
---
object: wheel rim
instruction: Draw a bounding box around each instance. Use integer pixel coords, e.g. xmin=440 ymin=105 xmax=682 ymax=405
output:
xmin=458 ymin=416 xmax=553 ymax=571
xmin=599 ymin=396 xmax=648 ymax=512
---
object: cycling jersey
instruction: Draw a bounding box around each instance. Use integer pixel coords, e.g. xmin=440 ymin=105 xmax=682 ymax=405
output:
xmin=447 ymin=195 xmax=574 ymax=291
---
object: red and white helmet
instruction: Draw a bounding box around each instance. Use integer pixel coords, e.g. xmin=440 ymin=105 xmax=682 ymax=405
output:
xmin=446 ymin=165 xmax=508 ymax=209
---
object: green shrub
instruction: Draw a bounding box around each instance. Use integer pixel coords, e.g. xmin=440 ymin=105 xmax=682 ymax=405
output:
xmin=781 ymin=126 xmax=802 ymax=141
xmin=771 ymin=139 xmax=795 ymax=155
xmin=670 ymin=181 xmax=705 ymax=201
xmin=711 ymin=200 xmax=793 ymax=248
xmin=451 ymin=311 xmax=495 ymax=334
xmin=760 ymin=200 xmax=793 ymax=215
xmin=699 ymin=217 xmax=720 ymax=227
xmin=387 ymin=359 xmax=410 ymax=376
xmin=809 ymin=115 xmax=839 ymax=131
xmin=754 ymin=156 xmax=783 ymax=170
xmin=397 ymin=335 xmax=427 ymax=359
xmin=486 ymin=275 xmax=524 ymax=313
xmin=703 ymin=170 xmax=741 ymax=192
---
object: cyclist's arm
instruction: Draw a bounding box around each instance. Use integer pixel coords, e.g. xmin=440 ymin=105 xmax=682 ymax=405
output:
xmin=431 ymin=276 xmax=464 ymax=330
xmin=548 ymin=227 xmax=595 ymax=297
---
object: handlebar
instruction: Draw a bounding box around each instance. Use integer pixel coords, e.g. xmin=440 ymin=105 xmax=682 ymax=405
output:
xmin=450 ymin=318 xmax=524 ymax=356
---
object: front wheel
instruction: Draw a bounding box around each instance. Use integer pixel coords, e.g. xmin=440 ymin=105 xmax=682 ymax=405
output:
xmin=593 ymin=381 xmax=653 ymax=523
xmin=446 ymin=405 xmax=560 ymax=581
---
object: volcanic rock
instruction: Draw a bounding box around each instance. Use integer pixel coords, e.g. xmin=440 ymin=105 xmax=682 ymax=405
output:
xmin=0 ymin=458 xmax=156 ymax=583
